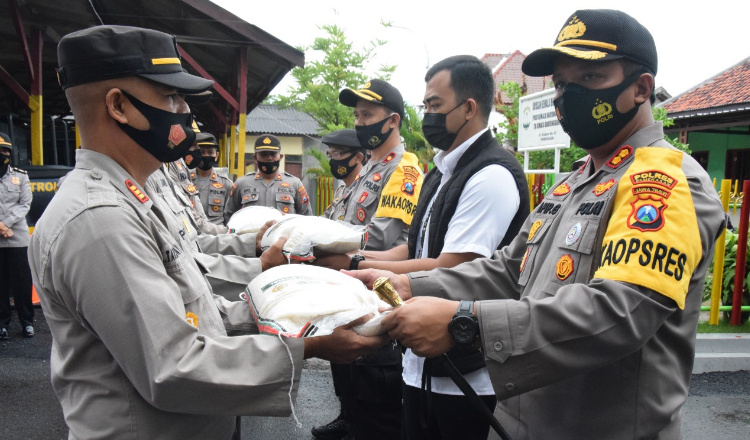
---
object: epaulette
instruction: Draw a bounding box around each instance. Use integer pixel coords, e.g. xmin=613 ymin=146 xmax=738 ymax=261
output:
xmin=12 ymin=167 xmax=27 ymax=174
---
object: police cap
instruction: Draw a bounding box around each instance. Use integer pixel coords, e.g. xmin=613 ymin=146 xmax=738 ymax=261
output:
xmin=522 ymin=9 xmax=657 ymax=77
xmin=254 ymin=134 xmax=281 ymax=151
xmin=0 ymin=132 xmax=13 ymax=151
xmin=339 ymin=79 xmax=405 ymax=120
xmin=57 ymin=25 xmax=214 ymax=93
xmin=321 ymin=129 xmax=362 ymax=151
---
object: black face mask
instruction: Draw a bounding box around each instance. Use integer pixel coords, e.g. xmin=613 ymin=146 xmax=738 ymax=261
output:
xmin=554 ymin=71 xmax=644 ymax=150
xmin=258 ymin=160 xmax=280 ymax=175
xmin=355 ymin=115 xmax=394 ymax=150
xmin=422 ymin=101 xmax=469 ymax=151
xmin=116 ymin=90 xmax=196 ymax=162
xmin=0 ymin=155 xmax=9 ymax=176
xmin=183 ymin=149 xmax=201 ymax=169
xmin=198 ymin=156 xmax=215 ymax=171
xmin=329 ymin=153 xmax=358 ymax=180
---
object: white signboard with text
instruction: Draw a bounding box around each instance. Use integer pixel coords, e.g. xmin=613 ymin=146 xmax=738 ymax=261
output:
xmin=517 ymin=88 xmax=570 ymax=174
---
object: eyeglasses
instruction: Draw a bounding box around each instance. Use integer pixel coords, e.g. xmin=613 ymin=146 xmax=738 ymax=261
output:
xmin=326 ymin=150 xmax=354 ymax=160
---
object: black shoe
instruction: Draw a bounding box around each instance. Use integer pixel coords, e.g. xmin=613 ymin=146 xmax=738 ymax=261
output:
xmin=311 ymin=414 xmax=349 ymax=440
xmin=0 ymin=328 xmax=7 ymax=340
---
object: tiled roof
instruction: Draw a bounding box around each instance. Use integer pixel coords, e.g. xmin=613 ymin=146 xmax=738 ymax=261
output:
xmin=245 ymin=104 xmax=320 ymax=136
xmin=660 ymin=56 xmax=750 ymax=116
xmin=481 ymin=53 xmax=509 ymax=72
xmin=487 ymin=50 xmax=553 ymax=104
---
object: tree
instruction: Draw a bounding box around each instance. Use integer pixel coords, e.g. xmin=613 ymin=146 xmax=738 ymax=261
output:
xmin=268 ymin=24 xmax=394 ymax=134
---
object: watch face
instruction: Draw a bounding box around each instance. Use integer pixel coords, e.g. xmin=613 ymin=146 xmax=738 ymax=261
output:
xmin=450 ymin=315 xmax=477 ymax=344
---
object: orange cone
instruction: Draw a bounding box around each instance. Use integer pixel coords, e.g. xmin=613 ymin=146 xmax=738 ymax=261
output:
xmin=31 ymin=285 xmax=41 ymax=307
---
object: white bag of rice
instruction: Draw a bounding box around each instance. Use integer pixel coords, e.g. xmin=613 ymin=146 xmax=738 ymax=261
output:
xmin=226 ymin=205 xmax=284 ymax=234
xmin=260 ymin=215 xmax=366 ymax=261
xmin=244 ymin=264 xmax=389 ymax=337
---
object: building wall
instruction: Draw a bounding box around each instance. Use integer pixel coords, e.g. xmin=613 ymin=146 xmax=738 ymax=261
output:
xmin=243 ymin=135 xmax=305 ymax=175
xmin=687 ymin=128 xmax=750 ymax=184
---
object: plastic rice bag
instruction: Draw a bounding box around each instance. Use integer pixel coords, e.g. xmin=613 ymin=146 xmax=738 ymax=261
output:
xmin=244 ymin=264 xmax=389 ymax=337
xmin=226 ymin=206 xmax=284 ymax=234
xmin=260 ymin=215 xmax=366 ymax=261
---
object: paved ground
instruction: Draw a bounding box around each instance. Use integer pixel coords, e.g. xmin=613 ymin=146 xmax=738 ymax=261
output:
xmin=1 ymin=309 xmax=749 ymax=439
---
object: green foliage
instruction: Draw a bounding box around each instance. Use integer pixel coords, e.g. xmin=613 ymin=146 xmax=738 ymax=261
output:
xmin=703 ymin=229 xmax=750 ymax=322
xmin=697 ymin=318 xmax=750 ymax=333
xmin=400 ymin=104 xmax=432 ymax=165
xmin=304 ymin=148 xmax=331 ymax=178
xmin=267 ymin=24 xmax=395 ymax=134
xmin=653 ymin=107 xmax=691 ymax=154
xmin=494 ymin=81 xmax=522 ymax=148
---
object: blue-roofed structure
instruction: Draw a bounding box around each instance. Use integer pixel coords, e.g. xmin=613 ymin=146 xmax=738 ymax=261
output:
xmin=245 ymin=105 xmax=320 ymax=136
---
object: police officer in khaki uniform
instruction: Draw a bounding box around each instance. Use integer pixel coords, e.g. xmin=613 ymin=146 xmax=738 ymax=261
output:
xmin=190 ymin=132 xmax=233 ymax=225
xmin=29 ymin=25 xmax=385 ymax=439
xmin=170 ymin=123 xmax=229 ymax=235
xmin=322 ymin=129 xmax=367 ymax=221
xmin=224 ymin=134 xmax=312 ymax=222
xmin=0 ymin=132 xmax=34 ymax=339
xmin=356 ymin=10 xmax=726 ymax=439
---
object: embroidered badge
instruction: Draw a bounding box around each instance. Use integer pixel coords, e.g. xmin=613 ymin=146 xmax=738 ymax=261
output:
xmin=11 ymin=176 xmax=20 ymax=185
xmin=556 ymin=254 xmax=574 ymax=281
xmin=401 ymin=166 xmax=419 ymax=196
xmin=186 ymin=184 xmax=197 ymax=193
xmin=565 ymin=223 xmax=583 ymax=246
xmin=251 ymin=193 xmax=258 ymax=200
xmin=125 ymin=179 xmax=149 ymax=203
xmin=373 ymin=173 xmax=382 ymax=182
xmin=302 ymin=196 xmax=309 ymax=204
xmin=211 ymin=172 xmax=217 ymax=179
xmin=357 ymin=208 xmax=366 ymax=222
xmin=168 ymin=124 xmax=186 ymax=147
xmin=281 ymin=182 xmax=291 ymax=187
xmin=593 ymin=179 xmax=616 ymax=196
xmin=606 ymin=145 xmax=633 ymax=169
xmin=275 ymin=174 xmax=282 ymax=180
xmin=299 ymin=186 xmax=309 ymax=199
xmin=382 ymin=152 xmax=396 ymax=164
xmin=528 ymin=220 xmax=543 ymax=242
xmin=212 ymin=205 xmax=220 ymax=212
xmin=552 ymin=183 xmax=570 ymax=196
xmin=358 ymin=192 xmax=369 ymax=204
xmin=281 ymin=195 xmax=291 ymax=201
xmin=627 ymin=170 xmax=677 ymax=232
xmin=282 ymin=206 xmax=290 ymax=213
xmin=211 ymin=182 xmax=224 ymax=189
xmin=213 ymin=198 xmax=221 ymax=204
xmin=186 ymin=311 xmax=198 ymax=327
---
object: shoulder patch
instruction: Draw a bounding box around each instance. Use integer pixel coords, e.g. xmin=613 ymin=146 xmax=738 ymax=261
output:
xmin=382 ymin=152 xmax=396 ymax=164
xmin=374 ymin=152 xmax=423 ymax=225
xmin=552 ymin=183 xmax=570 ymax=196
xmin=594 ymin=147 xmax=701 ymax=309
xmin=125 ymin=179 xmax=150 ymax=204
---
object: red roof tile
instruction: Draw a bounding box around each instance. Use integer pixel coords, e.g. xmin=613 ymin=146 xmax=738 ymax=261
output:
xmin=485 ymin=51 xmax=553 ymax=104
xmin=662 ymin=57 xmax=750 ymax=114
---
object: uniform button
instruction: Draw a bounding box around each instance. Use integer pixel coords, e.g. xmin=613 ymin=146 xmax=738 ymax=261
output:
xmin=493 ymin=342 xmax=504 ymax=352
xmin=505 ymin=383 xmax=516 ymax=392
xmin=90 ymin=171 xmax=102 ymax=180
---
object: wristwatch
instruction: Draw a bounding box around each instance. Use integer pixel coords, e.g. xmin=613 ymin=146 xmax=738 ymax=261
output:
xmin=349 ymin=254 xmax=365 ymax=270
xmin=448 ymin=300 xmax=479 ymax=345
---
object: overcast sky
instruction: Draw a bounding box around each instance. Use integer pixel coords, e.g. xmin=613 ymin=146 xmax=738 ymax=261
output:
xmin=212 ymin=0 xmax=749 ymax=106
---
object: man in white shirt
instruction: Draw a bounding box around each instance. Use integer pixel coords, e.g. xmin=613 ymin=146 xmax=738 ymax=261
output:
xmin=338 ymin=55 xmax=530 ymax=439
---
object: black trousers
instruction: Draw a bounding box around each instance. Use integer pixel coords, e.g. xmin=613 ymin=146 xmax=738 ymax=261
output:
xmin=0 ymin=246 xmax=34 ymax=328
xmin=330 ymin=345 xmax=403 ymax=440
xmin=401 ymin=382 xmax=497 ymax=440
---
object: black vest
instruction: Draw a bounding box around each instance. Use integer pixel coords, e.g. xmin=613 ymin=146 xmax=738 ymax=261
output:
xmin=408 ymin=130 xmax=530 ymax=260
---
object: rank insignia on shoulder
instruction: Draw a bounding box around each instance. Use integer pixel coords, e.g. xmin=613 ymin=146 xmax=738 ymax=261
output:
xmin=606 ymin=145 xmax=633 ymax=169
xmin=125 ymin=179 xmax=149 ymax=204
xmin=382 ymin=152 xmax=396 ymax=164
